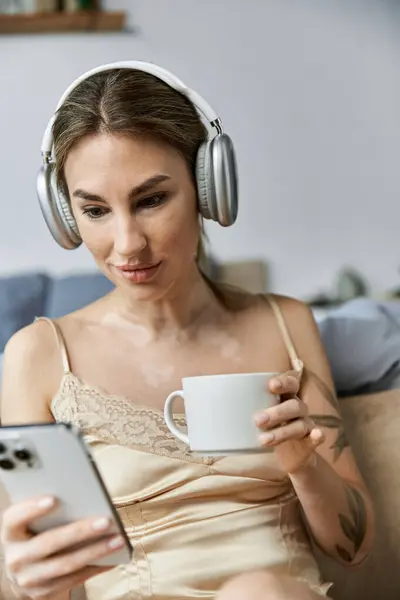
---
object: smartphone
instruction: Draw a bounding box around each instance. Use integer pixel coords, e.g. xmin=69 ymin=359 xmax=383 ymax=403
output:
xmin=0 ymin=422 xmax=133 ymax=567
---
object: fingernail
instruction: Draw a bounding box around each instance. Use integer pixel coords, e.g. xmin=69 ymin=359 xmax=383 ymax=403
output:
xmin=261 ymin=432 xmax=275 ymax=444
xmin=108 ymin=535 xmax=124 ymax=549
xmin=270 ymin=378 xmax=282 ymax=390
xmin=37 ymin=497 xmax=55 ymax=509
xmin=92 ymin=517 xmax=110 ymax=531
xmin=255 ymin=412 xmax=269 ymax=426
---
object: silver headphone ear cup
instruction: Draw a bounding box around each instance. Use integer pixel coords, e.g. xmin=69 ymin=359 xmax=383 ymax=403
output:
xmin=196 ymin=134 xmax=238 ymax=227
xmin=209 ymin=133 xmax=238 ymax=227
xmin=196 ymin=141 xmax=217 ymax=222
xmin=36 ymin=163 xmax=81 ymax=250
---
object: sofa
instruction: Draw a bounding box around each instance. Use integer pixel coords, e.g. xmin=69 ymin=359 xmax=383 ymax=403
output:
xmin=0 ymin=270 xmax=399 ymax=599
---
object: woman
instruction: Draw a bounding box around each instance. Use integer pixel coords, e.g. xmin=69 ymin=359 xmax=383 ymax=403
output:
xmin=0 ymin=62 xmax=374 ymax=600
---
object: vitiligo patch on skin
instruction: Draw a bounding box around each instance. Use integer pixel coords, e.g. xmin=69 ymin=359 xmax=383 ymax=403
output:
xmin=198 ymin=329 xmax=242 ymax=362
xmin=100 ymin=312 xmax=153 ymax=347
xmin=140 ymin=362 xmax=175 ymax=388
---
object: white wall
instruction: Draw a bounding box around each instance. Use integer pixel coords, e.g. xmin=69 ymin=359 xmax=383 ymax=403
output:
xmin=1 ymin=0 xmax=399 ymax=298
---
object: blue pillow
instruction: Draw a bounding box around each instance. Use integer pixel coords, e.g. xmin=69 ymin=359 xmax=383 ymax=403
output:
xmin=318 ymin=298 xmax=400 ymax=395
xmin=0 ymin=273 xmax=50 ymax=353
xmin=45 ymin=272 xmax=115 ymax=318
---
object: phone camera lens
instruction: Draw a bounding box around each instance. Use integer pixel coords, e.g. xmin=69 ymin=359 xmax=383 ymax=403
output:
xmin=0 ymin=443 xmax=7 ymax=454
xmin=14 ymin=449 xmax=32 ymax=462
xmin=0 ymin=459 xmax=15 ymax=471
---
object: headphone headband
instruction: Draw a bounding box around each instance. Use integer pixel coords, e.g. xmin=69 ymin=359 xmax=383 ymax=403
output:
xmin=41 ymin=60 xmax=221 ymax=159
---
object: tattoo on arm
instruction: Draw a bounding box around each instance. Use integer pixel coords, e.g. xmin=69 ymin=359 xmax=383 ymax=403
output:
xmin=335 ymin=484 xmax=367 ymax=563
xmin=304 ymin=369 xmax=339 ymax=410
xmin=309 ymin=414 xmax=350 ymax=461
xmin=304 ymin=369 xmax=350 ymax=461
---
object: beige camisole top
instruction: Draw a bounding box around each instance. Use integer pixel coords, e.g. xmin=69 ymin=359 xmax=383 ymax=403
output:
xmin=38 ymin=296 xmax=331 ymax=599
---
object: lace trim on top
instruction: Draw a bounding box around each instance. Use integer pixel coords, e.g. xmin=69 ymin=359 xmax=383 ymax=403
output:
xmin=51 ymin=372 xmax=213 ymax=465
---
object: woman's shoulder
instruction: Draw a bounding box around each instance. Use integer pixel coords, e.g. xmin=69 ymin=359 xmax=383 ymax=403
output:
xmin=1 ymin=319 xmax=66 ymax=421
xmin=1 ymin=298 xmax=102 ymax=382
xmin=2 ymin=316 xmax=70 ymax=393
xmin=4 ymin=318 xmax=59 ymax=364
xmin=260 ymin=293 xmax=318 ymax=340
xmin=220 ymin=288 xmax=318 ymax=353
xmin=215 ymin=283 xmax=313 ymax=321
xmin=263 ymin=293 xmax=314 ymax=318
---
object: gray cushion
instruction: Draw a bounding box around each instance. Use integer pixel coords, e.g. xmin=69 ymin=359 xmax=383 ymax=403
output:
xmin=45 ymin=273 xmax=114 ymax=318
xmin=0 ymin=273 xmax=50 ymax=352
xmin=318 ymin=298 xmax=400 ymax=396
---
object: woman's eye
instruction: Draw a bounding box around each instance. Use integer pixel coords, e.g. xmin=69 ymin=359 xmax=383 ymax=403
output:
xmin=82 ymin=207 xmax=106 ymax=220
xmin=137 ymin=193 xmax=167 ymax=210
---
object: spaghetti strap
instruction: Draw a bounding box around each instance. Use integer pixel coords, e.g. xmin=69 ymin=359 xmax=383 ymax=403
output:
xmin=264 ymin=295 xmax=304 ymax=374
xmin=34 ymin=317 xmax=71 ymax=374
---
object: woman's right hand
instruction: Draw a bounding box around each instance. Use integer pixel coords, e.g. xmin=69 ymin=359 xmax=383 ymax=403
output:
xmin=1 ymin=495 xmax=126 ymax=599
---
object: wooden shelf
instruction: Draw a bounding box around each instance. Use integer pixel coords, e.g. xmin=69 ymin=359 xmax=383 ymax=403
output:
xmin=0 ymin=11 xmax=127 ymax=34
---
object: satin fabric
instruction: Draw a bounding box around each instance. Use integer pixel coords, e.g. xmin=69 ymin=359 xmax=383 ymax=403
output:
xmin=51 ymin=372 xmax=330 ymax=599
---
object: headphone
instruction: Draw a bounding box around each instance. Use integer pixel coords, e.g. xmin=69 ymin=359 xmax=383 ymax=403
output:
xmin=37 ymin=60 xmax=239 ymax=250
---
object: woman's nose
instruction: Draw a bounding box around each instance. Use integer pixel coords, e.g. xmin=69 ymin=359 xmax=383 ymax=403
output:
xmin=113 ymin=216 xmax=147 ymax=258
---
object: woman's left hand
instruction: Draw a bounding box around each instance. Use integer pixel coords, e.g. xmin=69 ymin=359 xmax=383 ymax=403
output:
xmin=255 ymin=372 xmax=325 ymax=474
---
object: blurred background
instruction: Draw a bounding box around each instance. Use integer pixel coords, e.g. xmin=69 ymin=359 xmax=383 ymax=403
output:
xmin=1 ymin=0 xmax=400 ymax=302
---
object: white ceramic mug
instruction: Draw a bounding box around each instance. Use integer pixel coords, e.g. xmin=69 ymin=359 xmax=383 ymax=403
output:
xmin=164 ymin=372 xmax=279 ymax=455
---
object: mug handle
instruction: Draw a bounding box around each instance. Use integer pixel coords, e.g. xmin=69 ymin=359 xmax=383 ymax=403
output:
xmin=164 ymin=390 xmax=189 ymax=445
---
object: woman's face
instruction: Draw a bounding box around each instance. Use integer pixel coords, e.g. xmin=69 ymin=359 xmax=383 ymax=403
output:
xmin=64 ymin=132 xmax=200 ymax=301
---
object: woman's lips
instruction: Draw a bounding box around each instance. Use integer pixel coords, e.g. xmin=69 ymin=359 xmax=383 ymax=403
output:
xmin=114 ymin=262 xmax=161 ymax=283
